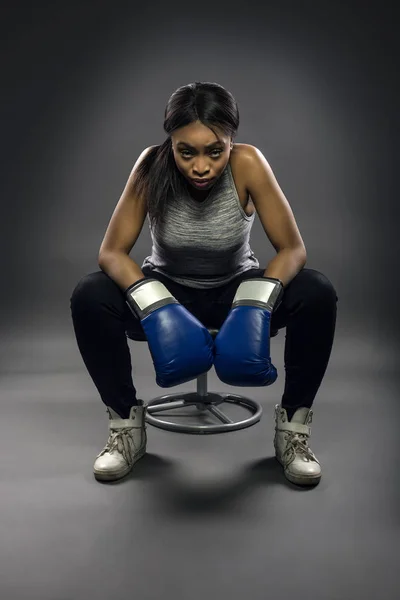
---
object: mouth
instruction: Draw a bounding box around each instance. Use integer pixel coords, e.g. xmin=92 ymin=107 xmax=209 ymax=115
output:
xmin=191 ymin=178 xmax=214 ymax=188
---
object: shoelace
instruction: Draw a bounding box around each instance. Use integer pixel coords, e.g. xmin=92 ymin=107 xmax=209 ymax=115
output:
xmin=99 ymin=427 xmax=140 ymax=464
xmin=283 ymin=431 xmax=317 ymax=463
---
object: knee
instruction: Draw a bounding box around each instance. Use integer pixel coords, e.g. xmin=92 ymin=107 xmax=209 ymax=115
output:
xmin=296 ymin=268 xmax=338 ymax=307
xmin=70 ymin=271 xmax=110 ymax=311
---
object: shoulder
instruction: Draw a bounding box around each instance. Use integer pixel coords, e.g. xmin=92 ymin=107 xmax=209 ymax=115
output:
xmin=134 ymin=145 xmax=158 ymax=164
xmin=230 ymin=143 xmax=266 ymax=187
xmin=143 ymin=144 xmax=158 ymax=156
xmin=231 ymin=143 xmax=264 ymax=166
xmin=131 ymin=145 xmax=159 ymax=171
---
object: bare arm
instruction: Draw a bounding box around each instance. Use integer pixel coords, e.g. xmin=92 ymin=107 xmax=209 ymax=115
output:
xmin=98 ymin=146 xmax=156 ymax=291
xmin=244 ymin=145 xmax=307 ymax=287
xmin=99 ymin=252 xmax=146 ymax=291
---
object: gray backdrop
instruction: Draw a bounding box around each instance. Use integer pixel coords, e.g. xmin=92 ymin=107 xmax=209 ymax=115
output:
xmin=1 ymin=2 xmax=398 ymax=368
xmin=1 ymin=2 xmax=398 ymax=600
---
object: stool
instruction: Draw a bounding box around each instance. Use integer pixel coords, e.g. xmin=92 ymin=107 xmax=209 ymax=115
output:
xmin=126 ymin=326 xmax=279 ymax=435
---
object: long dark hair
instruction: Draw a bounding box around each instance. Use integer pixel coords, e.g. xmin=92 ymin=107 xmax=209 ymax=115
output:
xmin=132 ymin=81 xmax=240 ymax=230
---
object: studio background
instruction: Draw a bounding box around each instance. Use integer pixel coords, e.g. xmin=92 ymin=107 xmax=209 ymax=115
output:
xmin=1 ymin=2 xmax=397 ymax=374
xmin=0 ymin=2 xmax=398 ymax=599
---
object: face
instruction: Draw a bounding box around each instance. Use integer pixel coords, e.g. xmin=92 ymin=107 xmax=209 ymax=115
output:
xmin=171 ymin=121 xmax=233 ymax=192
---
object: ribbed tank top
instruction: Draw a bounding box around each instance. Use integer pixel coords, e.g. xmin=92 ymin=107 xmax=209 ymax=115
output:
xmin=141 ymin=162 xmax=260 ymax=289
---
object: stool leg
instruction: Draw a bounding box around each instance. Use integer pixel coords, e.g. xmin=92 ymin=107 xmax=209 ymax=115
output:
xmin=196 ymin=372 xmax=209 ymax=411
xmin=196 ymin=372 xmax=208 ymax=398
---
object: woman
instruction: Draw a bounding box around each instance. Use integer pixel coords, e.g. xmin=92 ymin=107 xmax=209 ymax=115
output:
xmin=70 ymin=81 xmax=338 ymax=487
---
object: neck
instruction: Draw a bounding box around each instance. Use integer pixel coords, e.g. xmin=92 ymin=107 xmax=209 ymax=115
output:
xmin=190 ymin=190 xmax=210 ymax=202
xmin=186 ymin=181 xmax=210 ymax=202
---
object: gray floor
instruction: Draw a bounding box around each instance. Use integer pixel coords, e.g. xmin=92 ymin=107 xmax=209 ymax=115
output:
xmin=0 ymin=322 xmax=398 ymax=600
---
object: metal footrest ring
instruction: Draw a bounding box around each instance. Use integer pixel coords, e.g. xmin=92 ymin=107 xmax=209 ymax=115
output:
xmin=145 ymin=392 xmax=262 ymax=435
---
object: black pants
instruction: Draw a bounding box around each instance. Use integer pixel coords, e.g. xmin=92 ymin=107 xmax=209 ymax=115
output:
xmin=70 ymin=266 xmax=338 ymax=419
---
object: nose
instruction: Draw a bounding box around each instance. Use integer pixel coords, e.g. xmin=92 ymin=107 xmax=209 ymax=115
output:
xmin=192 ymin=161 xmax=210 ymax=177
xmin=193 ymin=169 xmax=210 ymax=179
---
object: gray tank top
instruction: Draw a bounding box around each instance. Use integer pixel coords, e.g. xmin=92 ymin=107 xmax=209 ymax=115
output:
xmin=141 ymin=162 xmax=260 ymax=289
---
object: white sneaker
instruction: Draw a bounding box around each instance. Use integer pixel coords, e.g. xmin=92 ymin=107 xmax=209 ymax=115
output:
xmin=93 ymin=401 xmax=147 ymax=482
xmin=274 ymin=404 xmax=321 ymax=486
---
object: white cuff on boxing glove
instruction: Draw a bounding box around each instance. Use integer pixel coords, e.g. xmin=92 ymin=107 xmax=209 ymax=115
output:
xmin=125 ymin=279 xmax=179 ymax=320
xmin=232 ymin=277 xmax=284 ymax=313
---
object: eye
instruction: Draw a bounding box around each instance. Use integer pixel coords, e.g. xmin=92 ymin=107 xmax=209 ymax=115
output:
xmin=180 ymin=149 xmax=223 ymax=158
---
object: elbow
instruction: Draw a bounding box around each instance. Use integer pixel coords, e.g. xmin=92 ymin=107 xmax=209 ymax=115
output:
xmin=282 ymin=245 xmax=307 ymax=269
xmin=292 ymin=244 xmax=307 ymax=263
xmin=297 ymin=248 xmax=307 ymax=268
xmin=98 ymin=250 xmax=121 ymax=269
xmin=98 ymin=249 xmax=132 ymax=271
xmin=280 ymin=245 xmax=307 ymax=262
xmin=98 ymin=253 xmax=109 ymax=269
xmin=297 ymin=246 xmax=307 ymax=264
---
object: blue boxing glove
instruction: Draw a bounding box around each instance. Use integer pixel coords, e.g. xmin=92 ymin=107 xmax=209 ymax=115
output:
xmin=214 ymin=277 xmax=284 ymax=386
xmin=125 ymin=278 xmax=214 ymax=388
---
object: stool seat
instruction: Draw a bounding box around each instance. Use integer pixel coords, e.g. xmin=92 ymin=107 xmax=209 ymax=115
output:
xmin=126 ymin=326 xmax=279 ymax=435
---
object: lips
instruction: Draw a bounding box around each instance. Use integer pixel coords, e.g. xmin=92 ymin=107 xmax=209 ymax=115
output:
xmin=192 ymin=179 xmax=211 ymax=183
